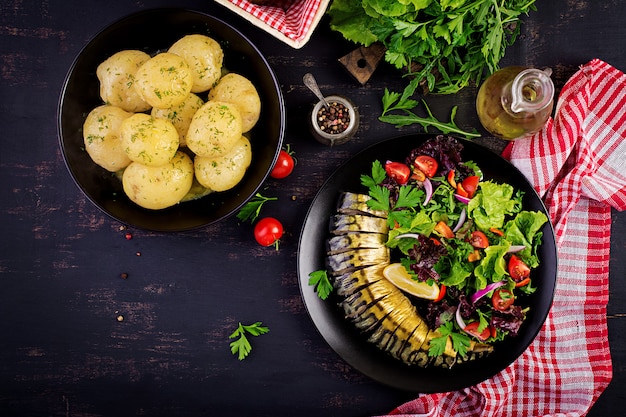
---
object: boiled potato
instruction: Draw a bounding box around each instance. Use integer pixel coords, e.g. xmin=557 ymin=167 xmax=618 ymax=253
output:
xmin=194 ymin=136 xmax=252 ymax=192
xmin=208 ymin=73 xmax=261 ymax=133
xmin=151 ymin=93 xmax=204 ymax=148
xmin=134 ymin=52 xmax=193 ymax=109
xmin=186 ymin=100 xmax=243 ymax=158
xmin=122 ymin=151 xmax=194 ymax=210
xmin=96 ymin=50 xmax=151 ymax=112
xmin=120 ymin=113 xmax=179 ymax=167
xmin=168 ymin=34 xmax=224 ymax=93
xmin=83 ymin=105 xmax=133 ymax=172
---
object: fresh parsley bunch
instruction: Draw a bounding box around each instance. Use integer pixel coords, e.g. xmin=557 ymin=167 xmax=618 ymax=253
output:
xmin=328 ymin=0 xmax=537 ymax=94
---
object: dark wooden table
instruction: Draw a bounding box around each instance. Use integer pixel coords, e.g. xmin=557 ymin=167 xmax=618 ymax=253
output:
xmin=1 ymin=1 xmax=624 ymax=416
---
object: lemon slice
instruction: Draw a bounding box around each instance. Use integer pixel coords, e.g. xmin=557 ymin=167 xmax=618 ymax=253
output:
xmin=382 ymin=263 xmax=440 ymax=300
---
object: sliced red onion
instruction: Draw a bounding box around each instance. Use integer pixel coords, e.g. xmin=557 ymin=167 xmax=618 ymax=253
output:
xmin=454 ymin=193 xmax=471 ymax=204
xmin=507 ymin=245 xmax=526 ymax=253
xmin=423 ymin=178 xmax=433 ymax=205
xmin=455 ymin=306 xmax=466 ymax=330
xmin=452 ymin=208 xmax=466 ymax=233
xmin=470 ymin=280 xmax=507 ymax=304
xmin=394 ymin=233 xmax=421 ymax=240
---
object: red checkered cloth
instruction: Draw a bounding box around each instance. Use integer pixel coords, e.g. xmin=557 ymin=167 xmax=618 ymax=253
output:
xmin=215 ymin=0 xmax=327 ymax=48
xmin=377 ymin=58 xmax=625 ymax=416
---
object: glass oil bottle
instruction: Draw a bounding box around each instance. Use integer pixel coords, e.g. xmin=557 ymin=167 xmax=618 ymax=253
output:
xmin=476 ymin=66 xmax=554 ymax=140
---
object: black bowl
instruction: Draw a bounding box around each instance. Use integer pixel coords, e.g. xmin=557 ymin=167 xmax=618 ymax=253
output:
xmin=58 ymin=8 xmax=285 ymax=232
xmin=297 ymin=134 xmax=557 ymax=392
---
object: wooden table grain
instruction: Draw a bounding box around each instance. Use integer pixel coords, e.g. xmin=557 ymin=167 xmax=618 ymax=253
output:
xmin=1 ymin=1 xmax=624 ymax=416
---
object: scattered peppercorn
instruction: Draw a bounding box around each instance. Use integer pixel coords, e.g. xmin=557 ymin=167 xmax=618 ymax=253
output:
xmin=117 ymin=314 xmax=124 ymax=322
xmin=120 ymin=272 xmax=128 ymax=280
xmin=125 ymin=232 xmax=133 ymax=240
xmin=316 ymin=101 xmax=350 ymax=134
xmin=136 ymin=252 xmax=141 ymax=257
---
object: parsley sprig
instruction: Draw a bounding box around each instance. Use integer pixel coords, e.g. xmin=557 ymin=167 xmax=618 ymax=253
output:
xmin=428 ymin=321 xmax=471 ymax=357
xmin=308 ymin=270 xmax=333 ymax=300
xmin=229 ymin=321 xmax=270 ymax=360
xmin=360 ymin=160 xmax=423 ymax=228
xmin=236 ymin=193 xmax=277 ymax=223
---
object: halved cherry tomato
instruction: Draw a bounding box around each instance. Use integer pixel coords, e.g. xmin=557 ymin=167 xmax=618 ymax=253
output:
xmin=414 ymin=155 xmax=438 ymax=178
xmin=515 ymin=277 xmax=531 ymax=287
xmin=434 ymin=221 xmax=454 ymax=238
xmin=270 ymin=149 xmax=295 ymax=179
xmin=508 ymin=255 xmax=531 ymax=280
xmin=254 ymin=217 xmax=284 ymax=247
xmin=464 ymin=322 xmax=491 ymax=341
xmin=384 ymin=161 xmax=411 ymax=185
xmin=461 ymin=175 xmax=480 ymax=198
xmin=469 ymin=230 xmax=489 ymax=248
xmin=492 ymin=288 xmax=515 ymax=311
xmin=447 ymin=170 xmax=457 ymax=188
xmin=434 ymin=284 xmax=447 ymax=302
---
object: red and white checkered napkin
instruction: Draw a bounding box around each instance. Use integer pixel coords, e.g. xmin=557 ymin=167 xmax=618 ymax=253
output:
xmin=214 ymin=0 xmax=328 ymax=48
xmin=376 ymin=58 xmax=626 ymax=417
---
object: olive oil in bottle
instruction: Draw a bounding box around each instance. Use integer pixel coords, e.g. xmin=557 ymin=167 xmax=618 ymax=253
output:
xmin=476 ymin=66 xmax=554 ymax=140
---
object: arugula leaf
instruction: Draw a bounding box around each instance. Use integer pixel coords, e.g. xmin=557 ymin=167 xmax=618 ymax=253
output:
xmin=380 ymin=91 xmax=481 ymax=140
xmin=229 ymin=322 xmax=270 ymax=360
xmin=308 ymin=270 xmax=333 ymax=300
xmin=236 ymin=193 xmax=277 ymax=223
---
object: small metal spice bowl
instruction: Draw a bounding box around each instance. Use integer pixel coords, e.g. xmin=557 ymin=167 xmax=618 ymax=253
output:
xmin=310 ymin=95 xmax=359 ymax=146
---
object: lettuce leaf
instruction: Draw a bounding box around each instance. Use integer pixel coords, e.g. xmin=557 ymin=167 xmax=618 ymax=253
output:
xmin=504 ymin=210 xmax=548 ymax=268
xmin=468 ymin=181 xmax=522 ymax=230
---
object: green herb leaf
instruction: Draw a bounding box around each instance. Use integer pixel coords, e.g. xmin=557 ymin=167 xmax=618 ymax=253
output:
xmin=308 ymin=270 xmax=333 ymax=300
xmin=236 ymin=193 xmax=278 ymax=223
xmin=229 ymin=321 xmax=270 ymax=360
xmin=329 ymin=0 xmax=536 ymax=94
xmin=380 ymin=95 xmax=481 ymax=140
xmin=428 ymin=321 xmax=471 ymax=357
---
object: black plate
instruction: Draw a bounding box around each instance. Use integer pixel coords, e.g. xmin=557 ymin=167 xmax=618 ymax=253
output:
xmin=297 ymin=134 xmax=557 ymax=392
xmin=58 ymin=8 xmax=285 ymax=232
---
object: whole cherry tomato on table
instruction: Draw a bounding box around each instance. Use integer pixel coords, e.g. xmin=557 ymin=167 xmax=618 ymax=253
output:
xmin=254 ymin=217 xmax=284 ymax=248
xmin=270 ymin=148 xmax=295 ymax=179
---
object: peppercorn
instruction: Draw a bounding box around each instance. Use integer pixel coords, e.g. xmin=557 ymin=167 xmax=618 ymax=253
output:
xmin=316 ymin=101 xmax=351 ymax=135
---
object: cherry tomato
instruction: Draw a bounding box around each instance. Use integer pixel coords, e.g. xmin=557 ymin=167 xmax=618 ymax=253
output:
xmin=254 ymin=217 xmax=284 ymax=247
xmin=460 ymin=175 xmax=480 ymax=198
xmin=491 ymin=288 xmax=514 ymax=312
xmin=469 ymin=230 xmax=489 ymax=248
xmin=414 ymin=155 xmax=438 ymax=178
xmin=434 ymin=221 xmax=454 ymax=238
xmin=384 ymin=161 xmax=411 ymax=185
xmin=464 ymin=322 xmax=491 ymax=341
xmin=270 ymin=150 xmax=295 ymax=179
xmin=508 ymin=255 xmax=531 ymax=281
